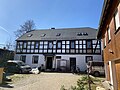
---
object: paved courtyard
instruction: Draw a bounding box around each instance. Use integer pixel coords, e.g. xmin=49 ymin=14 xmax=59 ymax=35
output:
xmin=0 ymin=72 xmax=81 ymax=90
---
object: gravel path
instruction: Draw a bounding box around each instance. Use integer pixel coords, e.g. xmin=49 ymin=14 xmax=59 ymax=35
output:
xmin=1 ymin=72 xmax=81 ymax=90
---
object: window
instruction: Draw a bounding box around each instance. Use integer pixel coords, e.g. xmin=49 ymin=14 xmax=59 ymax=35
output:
xmin=86 ymin=40 xmax=92 ymax=48
xmin=108 ymin=27 xmax=111 ymax=41
xmin=56 ymin=56 xmax=61 ymax=59
xmin=57 ymin=41 xmax=61 ymax=48
xmin=85 ymin=56 xmax=93 ymax=63
xmin=92 ymin=40 xmax=101 ymax=54
xmin=27 ymin=42 xmax=31 ymax=49
xmin=27 ymin=34 xmax=33 ymax=37
xmin=70 ymin=41 xmax=75 ymax=48
xmin=86 ymin=40 xmax=92 ymax=53
xmin=104 ymin=31 xmax=107 ymax=47
xmin=77 ymin=33 xmax=82 ymax=36
xmin=56 ymin=33 xmax=61 ymax=36
xmin=32 ymin=56 xmax=39 ymax=64
xmin=20 ymin=55 xmax=26 ymax=63
xmin=40 ymin=44 xmax=43 ymax=49
xmin=114 ymin=10 xmax=120 ymax=30
xmin=44 ymin=44 xmax=48 ymax=49
xmin=48 ymin=41 xmax=53 ymax=49
xmin=35 ymin=42 xmax=39 ymax=48
xmin=23 ymin=42 xmax=27 ymax=48
xmin=41 ymin=34 xmax=46 ymax=37
xmin=83 ymin=32 xmax=88 ymax=36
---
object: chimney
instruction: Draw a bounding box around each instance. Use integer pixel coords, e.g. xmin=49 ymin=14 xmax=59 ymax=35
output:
xmin=51 ymin=27 xmax=55 ymax=29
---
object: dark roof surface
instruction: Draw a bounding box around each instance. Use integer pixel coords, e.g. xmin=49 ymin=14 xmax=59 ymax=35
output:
xmin=17 ymin=27 xmax=97 ymax=41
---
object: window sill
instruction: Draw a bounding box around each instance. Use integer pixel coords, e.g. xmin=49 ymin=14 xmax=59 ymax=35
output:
xmin=114 ymin=27 xmax=120 ymax=34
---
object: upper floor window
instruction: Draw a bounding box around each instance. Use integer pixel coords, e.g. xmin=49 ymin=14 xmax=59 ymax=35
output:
xmin=57 ymin=41 xmax=62 ymax=48
xmin=114 ymin=10 xmax=120 ymax=30
xmin=86 ymin=40 xmax=92 ymax=53
xmin=70 ymin=41 xmax=75 ymax=49
xmin=35 ymin=42 xmax=39 ymax=48
xmin=108 ymin=27 xmax=111 ymax=41
xmin=104 ymin=31 xmax=107 ymax=47
xmin=86 ymin=40 xmax=92 ymax=48
xmin=48 ymin=41 xmax=53 ymax=49
xmin=23 ymin=42 xmax=27 ymax=48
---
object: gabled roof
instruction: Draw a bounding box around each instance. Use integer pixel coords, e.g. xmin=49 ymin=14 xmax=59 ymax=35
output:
xmin=16 ymin=27 xmax=97 ymax=41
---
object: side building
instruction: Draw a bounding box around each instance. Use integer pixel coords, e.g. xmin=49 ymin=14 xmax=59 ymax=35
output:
xmin=0 ymin=48 xmax=14 ymax=66
xmin=97 ymin=0 xmax=120 ymax=90
xmin=14 ymin=27 xmax=102 ymax=72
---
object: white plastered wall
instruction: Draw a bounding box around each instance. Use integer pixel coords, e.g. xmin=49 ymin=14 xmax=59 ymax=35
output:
xmin=14 ymin=54 xmax=45 ymax=68
xmin=55 ymin=54 xmax=102 ymax=71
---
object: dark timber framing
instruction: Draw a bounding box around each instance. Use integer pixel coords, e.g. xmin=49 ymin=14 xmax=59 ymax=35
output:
xmin=16 ymin=39 xmax=101 ymax=55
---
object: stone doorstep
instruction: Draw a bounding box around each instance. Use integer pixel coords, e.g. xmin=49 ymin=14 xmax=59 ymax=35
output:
xmin=102 ymin=80 xmax=113 ymax=90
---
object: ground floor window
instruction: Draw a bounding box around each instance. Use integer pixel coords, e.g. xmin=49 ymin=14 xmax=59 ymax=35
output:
xmin=32 ymin=56 xmax=39 ymax=64
xmin=56 ymin=56 xmax=61 ymax=59
xmin=85 ymin=56 xmax=93 ymax=63
xmin=20 ymin=55 xmax=26 ymax=63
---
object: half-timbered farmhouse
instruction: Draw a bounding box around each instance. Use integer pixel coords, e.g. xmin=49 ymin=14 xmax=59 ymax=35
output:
xmin=14 ymin=27 xmax=102 ymax=72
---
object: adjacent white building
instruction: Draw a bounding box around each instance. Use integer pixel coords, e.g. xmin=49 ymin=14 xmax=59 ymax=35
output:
xmin=14 ymin=27 xmax=102 ymax=72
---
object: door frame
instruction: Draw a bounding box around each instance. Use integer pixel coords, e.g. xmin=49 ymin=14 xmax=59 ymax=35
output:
xmin=46 ymin=56 xmax=53 ymax=69
xmin=70 ymin=57 xmax=76 ymax=71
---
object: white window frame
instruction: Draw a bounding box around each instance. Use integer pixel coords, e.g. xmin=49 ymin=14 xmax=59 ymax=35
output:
xmin=108 ymin=27 xmax=111 ymax=41
xmin=104 ymin=31 xmax=107 ymax=47
xmin=115 ymin=10 xmax=120 ymax=30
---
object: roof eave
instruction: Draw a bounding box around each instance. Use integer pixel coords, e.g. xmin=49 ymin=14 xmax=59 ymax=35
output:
xmin=97 ymin=0 xmax=110 ymax=39
xmin=97 ymin=0 xmax=119 ymax=39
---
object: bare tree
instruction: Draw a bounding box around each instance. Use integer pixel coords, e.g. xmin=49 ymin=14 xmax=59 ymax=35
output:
xmin=5 ymin=38 xmax=13 ymax=50
xmin=15 ymin=20 xmax=35 ymax=38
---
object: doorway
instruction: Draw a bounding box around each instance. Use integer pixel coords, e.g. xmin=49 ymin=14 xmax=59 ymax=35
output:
xmin=46 ymin=57 xmax=53 ymax=69
xmin=70 ymin=57 xmax=76 ymax=70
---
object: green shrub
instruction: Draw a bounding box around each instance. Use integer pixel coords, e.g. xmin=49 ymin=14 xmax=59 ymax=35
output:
xmin=60 ymin=75 xmax=102 ymax=90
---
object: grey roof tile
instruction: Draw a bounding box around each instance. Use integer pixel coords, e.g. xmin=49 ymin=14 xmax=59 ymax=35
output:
xmin=16 ymin=27 xmax=97 ymax=41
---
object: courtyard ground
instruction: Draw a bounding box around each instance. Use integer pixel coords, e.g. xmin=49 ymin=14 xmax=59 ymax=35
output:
xmin=0 ymin=72 xmax=105 ymax=90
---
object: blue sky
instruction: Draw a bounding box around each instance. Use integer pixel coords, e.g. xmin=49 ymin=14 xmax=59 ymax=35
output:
xmin=0 ymin=0 xmax=104 ymax=48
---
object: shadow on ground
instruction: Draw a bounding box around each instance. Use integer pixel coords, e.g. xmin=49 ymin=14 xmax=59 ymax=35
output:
xmin=0 ymin=73 xmax=14 ymax=89
xmin=0 ymin=81 xmax=14 ymax=89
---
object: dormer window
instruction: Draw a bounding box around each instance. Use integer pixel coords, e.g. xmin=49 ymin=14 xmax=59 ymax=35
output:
xmin=56 ymin=33 xmax=61 ymax=36
xmin=83 ymin=33 xmax=88 ymax=36
xmin=77 ymin=33 xmax=82 ymax=36
xmin=77 ymin=32 xmax=88 ymax=36
xmin=27 ymin=34 xmax=33 ymax=37
xmin=41 ymin=34 xmax=46 ymax=37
